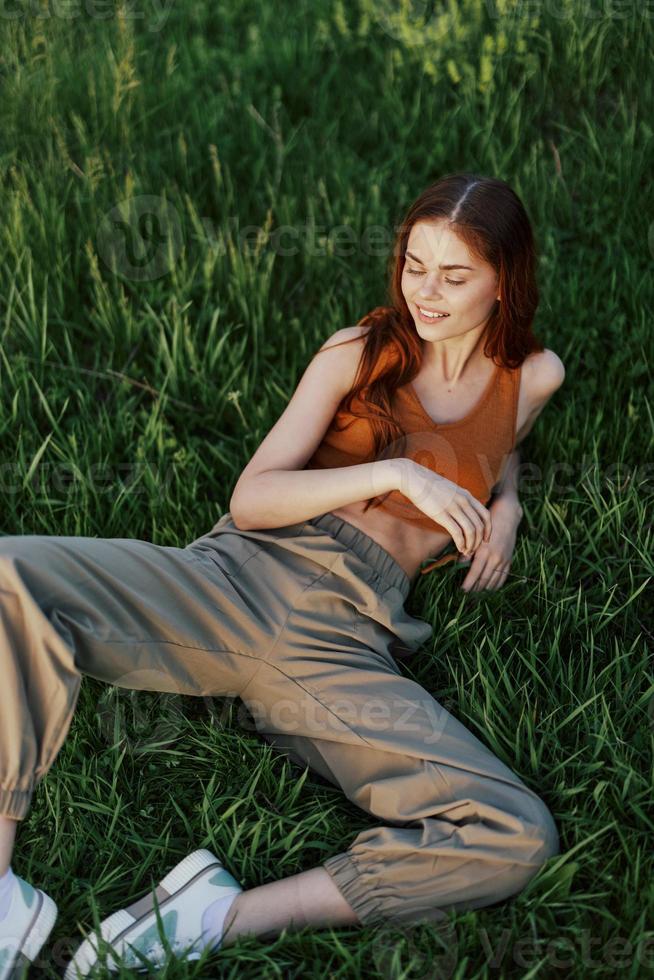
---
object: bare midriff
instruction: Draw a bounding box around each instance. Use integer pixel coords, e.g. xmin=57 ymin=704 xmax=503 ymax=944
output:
xmin=329 ymin=499 xmax=453 ymax=585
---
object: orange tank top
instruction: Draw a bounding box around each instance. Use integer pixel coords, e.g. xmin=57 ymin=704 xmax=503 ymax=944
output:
xmin=304 ymin=341 xmax=522 ymax=573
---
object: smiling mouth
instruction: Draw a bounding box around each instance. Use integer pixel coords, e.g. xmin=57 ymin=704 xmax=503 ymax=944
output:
xmin=416 ymin=305 xmax=449 ymax=319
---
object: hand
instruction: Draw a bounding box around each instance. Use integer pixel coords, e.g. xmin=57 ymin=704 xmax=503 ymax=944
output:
xmin=399 ymin=460 xmax=492 ymax=556
xmin=456 ymin=496 xmax=523 ymax=593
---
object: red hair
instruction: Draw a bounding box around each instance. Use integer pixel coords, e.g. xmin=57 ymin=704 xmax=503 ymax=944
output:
xmin=316 ymin=172 xmax=545 ymax=514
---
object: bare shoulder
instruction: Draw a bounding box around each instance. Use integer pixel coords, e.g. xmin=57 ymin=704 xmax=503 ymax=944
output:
xmin=313 ymin=323 xmax=373 ymax=385
xmin=521 ymin=348 xmax=566 ymax=402
xmin=306 ymin=324 xmax=372 ymax=403
xmin=513 ymin=348 xmax=565 ymax=445
xmin=317 ymin=323 xmax=370 ymax=351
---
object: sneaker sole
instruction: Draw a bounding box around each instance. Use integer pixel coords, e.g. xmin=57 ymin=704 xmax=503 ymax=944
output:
xmin=64 ymin=849 xmax=227 ymax=979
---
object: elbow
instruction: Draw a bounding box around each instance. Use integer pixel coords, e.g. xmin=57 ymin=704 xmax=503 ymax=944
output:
xmin=229 ymin=469 xmax=285 ymax=530
xmin=228 ymin=493 xmax=251 ymax=530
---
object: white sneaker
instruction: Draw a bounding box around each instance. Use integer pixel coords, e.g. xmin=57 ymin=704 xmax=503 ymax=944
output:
xmin=0 ymin=876 xmax=58 ymax=980
xmin=64 ymin=849 xmax=242 ymax=978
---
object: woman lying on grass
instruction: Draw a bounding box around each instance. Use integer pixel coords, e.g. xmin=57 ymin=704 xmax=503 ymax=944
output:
xmin=0 ymin=172 xmax=565 ymax=978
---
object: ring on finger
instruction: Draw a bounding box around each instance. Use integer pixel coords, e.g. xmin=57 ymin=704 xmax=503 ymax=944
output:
xmin=486 ymin=565 xmax=505 ymax=590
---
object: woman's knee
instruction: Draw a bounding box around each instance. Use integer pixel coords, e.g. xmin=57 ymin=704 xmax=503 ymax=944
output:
xmin=0 ymin=536 xmax=41 ymax=572
xmin=0 ymin=540 xmax=48 ymax=607
xmin=0 ymin=537 xmax=18 ymax=561
xmin=0 ymin=543 xmax=24 ymax=594
xmin=503 ymin=794 xmax=560 ymax=898
xmin=530 ymin=794 xmax=560 ymax=863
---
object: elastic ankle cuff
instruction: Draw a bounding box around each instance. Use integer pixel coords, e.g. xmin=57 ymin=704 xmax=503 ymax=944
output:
xmin=322 ymin=852 xmax=385 ymax=926
xmin=0 ymin=785 xmax=34 ymax=820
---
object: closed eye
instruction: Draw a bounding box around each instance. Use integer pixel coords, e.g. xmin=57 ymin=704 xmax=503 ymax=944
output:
xmin=406 ymin=269 xmax=465 ymax=285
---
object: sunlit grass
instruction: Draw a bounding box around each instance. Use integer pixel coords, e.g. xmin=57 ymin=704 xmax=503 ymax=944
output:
xmin=1 ymin=0 xmax=652 ymax=976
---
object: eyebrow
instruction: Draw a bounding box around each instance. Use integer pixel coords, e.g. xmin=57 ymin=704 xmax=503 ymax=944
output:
xmin=405 ymin=250 xmax=474 ymax=271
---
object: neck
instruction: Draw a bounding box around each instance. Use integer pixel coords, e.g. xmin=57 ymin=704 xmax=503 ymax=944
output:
xmin=419 ymin=326 xmax=489 ymax=383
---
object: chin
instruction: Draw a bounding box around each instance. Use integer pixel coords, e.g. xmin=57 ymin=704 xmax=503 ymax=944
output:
xmin=413 ymin=312 xmax=456 ymax=334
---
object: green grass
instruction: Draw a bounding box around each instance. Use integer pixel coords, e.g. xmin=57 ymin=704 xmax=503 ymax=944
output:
xmin=1 ymin=0 xmax=652 ymax=976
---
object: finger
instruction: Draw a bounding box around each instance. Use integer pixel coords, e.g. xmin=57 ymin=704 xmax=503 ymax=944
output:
xmin=440 ymin=516 xmax=468 ymax=556
xmin=484 ymin=566 xmax=505 ymax=591
xmin=461 ymin=554 xmax=488 ymax=592
xmin=446 ymin=514 xmax=471 ymax=557
xmin=451 ymin=504 xmax=478 ymax=554
xmin=469 ymin=557 xmax=499 ymax=592
xmin=465 ymin=506 xmax=484 ymax=552
xmin=468 ymin=496 xmax=492 ymax=542
xmin=466 ymin=501 xmax=486 ymax=552
xmin=452 ymin=503 xmax=475 ymax=556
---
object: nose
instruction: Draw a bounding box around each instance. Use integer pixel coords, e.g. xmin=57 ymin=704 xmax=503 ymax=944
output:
xmin=416 ymin=271 xmax=444 ymax=298
xmin=417 ymin=288 xmax=444 ymax=303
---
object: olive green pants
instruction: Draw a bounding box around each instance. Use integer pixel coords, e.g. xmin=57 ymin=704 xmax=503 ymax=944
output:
xmin=0 ymin=511 xmax=559 ymax=926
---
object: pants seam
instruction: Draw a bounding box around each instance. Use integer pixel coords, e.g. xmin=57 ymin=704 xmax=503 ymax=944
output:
xmin=241 ymin=654 xmax=377 ymax=750
xmin=97 ymin=638 xmax=260 ymax=658
xmin=94 ymin=639 xmax=266 ymax=691
xmin=238 ymin=552 xmax=352 ymax=704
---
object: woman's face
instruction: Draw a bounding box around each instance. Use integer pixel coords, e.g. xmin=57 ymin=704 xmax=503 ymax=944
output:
xmin=401 ymin=219 xmax=499 ymax=345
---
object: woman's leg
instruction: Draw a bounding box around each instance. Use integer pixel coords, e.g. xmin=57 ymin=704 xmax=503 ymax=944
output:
xmin=243 ymin=652 xmax=559 ymax=927
xmin=215 ymin=511 xmax=561 ymax=928
xmin=0 ymin=818 xmax=17 ymax=877
xmin=0 ymin=530 xmax=261 ymax=838
xmin=184 ymin=512 xmax=560 ymax=931
xmin=211 ymin=866 xmax=360 ymax=945
xmin=0 ymin=527 xmax=363 ymax=952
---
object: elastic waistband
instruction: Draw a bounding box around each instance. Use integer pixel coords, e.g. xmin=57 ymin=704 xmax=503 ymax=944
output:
xmin=307 ymin=512 xmax=410 ymax=600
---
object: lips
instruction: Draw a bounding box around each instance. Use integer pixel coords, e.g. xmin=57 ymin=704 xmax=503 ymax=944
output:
xmin=416 ymin=304 xmax=450 ymax=319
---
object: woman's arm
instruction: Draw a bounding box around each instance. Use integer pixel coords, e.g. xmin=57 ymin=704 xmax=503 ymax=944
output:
xmin=229 ymin=325 xmax=408 ymax=530
xmin=230 ymin=458 xmax=406 ymax=530
xmin=488 ymin=350 xmax=566 ymax=515
xmin=489 ymin=447 xmax=523 ymax=516
xmin=458 ymin=351 xmax=566 ymax=591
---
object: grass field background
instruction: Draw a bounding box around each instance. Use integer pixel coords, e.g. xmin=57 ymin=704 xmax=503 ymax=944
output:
xmin=1 ymin=0 xmax=652 ymax=976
